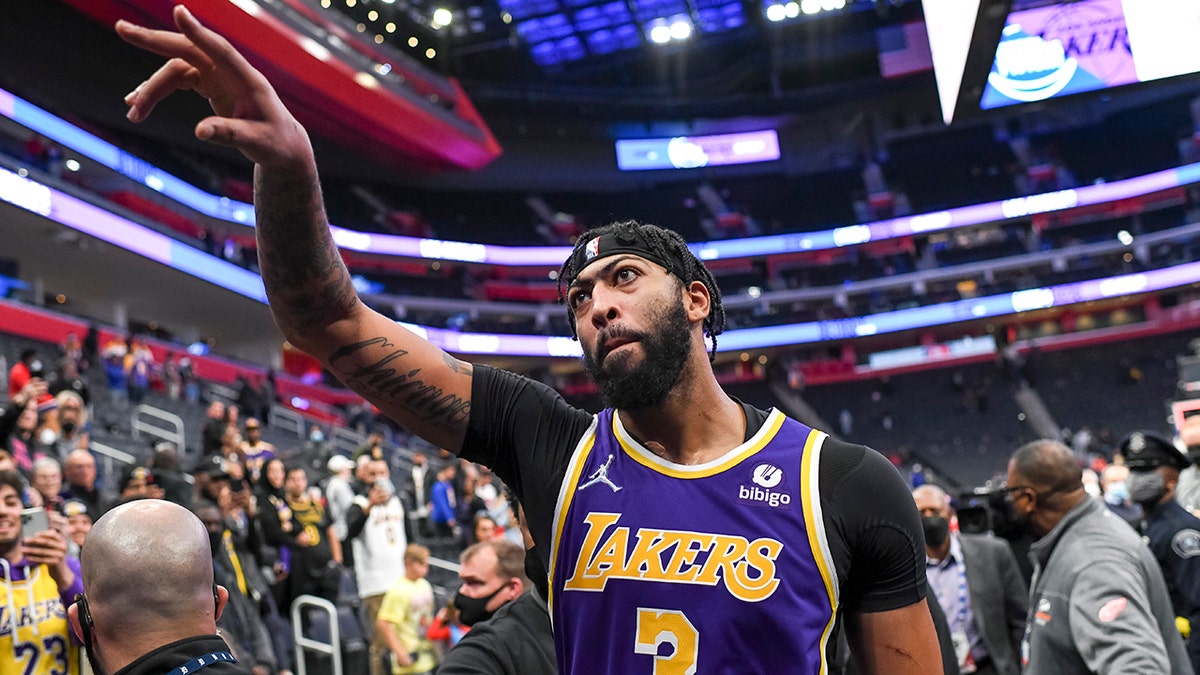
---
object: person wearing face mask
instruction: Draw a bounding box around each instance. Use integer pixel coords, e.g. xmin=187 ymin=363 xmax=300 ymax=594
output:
xmin=437 ymin=513 xmax=556 ymax=675
xmin=1121 ymin=430 xmax=1200 ymax=674
xmin=912 ymin=485 xmax=1027 ymax=675
xmin=1007 ymin=439 xmax=1189 ymax=674
xmin=376 ymin=544 xmax=438 ymax=674
xmin=1099 ymin=463 xmax=1141 ymax=528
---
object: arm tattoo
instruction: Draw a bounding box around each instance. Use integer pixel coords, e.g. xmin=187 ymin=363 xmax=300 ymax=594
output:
xmin=254 ymin=164 xmax=358 ymax=333
xmin=329 ymin=337 xmax=471 ymax=430
xmin=443 ymin=353 xmax=474 ymax=375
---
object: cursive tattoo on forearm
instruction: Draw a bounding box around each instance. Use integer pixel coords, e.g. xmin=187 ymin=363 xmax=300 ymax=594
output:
xmin=329 ymin=337 xmax=472 ymax=430
xmin=254 ymin=164 xmax=358 ymax=333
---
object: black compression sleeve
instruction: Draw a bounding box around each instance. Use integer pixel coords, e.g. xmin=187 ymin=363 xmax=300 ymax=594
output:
xmin=819 ymin=438 xmax=927 ymax=614
xmin=461 ymin=364 xmax=594 ymax=554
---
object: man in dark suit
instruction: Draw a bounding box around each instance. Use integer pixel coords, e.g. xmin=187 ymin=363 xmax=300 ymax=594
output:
xmin=914 ymin=485 xmax=1028 ymax=675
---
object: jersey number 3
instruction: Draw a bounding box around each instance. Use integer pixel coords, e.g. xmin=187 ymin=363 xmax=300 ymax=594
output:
xmin=635 ymin=608 xmax=699 ymax=675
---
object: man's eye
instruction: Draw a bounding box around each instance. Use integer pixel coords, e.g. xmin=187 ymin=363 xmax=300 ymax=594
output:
xmin=570 ymin=291 xmax=590 ymax=309
xmin=616 ymin=268 xmax=637 ymax=282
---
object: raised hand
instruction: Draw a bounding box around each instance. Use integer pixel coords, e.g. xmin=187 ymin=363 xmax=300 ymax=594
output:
xmin=116 ymin=5 xmax=312 ymax=169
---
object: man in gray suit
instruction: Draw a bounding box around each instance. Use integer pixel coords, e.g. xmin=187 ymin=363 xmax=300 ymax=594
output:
xmin=914 ymin=485 xmax=1027 ymax=675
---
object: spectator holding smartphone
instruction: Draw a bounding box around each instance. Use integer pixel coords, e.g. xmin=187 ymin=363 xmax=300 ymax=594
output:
xmin=0 ymin=469 xmax=83 ymax=674
xmin=345 ymin=458 xmax=407 ymax=675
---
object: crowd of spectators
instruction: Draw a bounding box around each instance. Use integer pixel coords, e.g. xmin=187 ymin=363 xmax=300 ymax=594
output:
xmin=1 ymin=331 xmax=539 ymax=675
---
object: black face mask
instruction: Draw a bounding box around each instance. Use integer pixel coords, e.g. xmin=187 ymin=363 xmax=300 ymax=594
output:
xmin=60 ymin=420 xmax=77 ymax=436
xmin=921 ymin=515 xmax=950 ymax=548
xmin=454 ymin=587 xmax=503 ymax=627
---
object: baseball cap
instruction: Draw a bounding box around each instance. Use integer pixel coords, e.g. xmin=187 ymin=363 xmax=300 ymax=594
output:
xmin=327 ymin=455 xmax=355 ymax=473
xmin=119 ymin=465 xmax=156 ymax=493
xmin=197 ymin=455 xmax=231 ymax=479
xmin=61 ymin=499 xmax=91 ymax=520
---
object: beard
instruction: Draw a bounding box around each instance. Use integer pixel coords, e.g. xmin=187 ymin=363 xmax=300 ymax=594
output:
xmin=582 ymin=293 xmax=692 ymax=410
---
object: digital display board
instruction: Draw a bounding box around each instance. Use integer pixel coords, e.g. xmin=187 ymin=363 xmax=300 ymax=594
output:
xmin=981 ymin=0 xmax=1200 ymax=109
xmin=615 ymin=130 xmax=780 ymax=171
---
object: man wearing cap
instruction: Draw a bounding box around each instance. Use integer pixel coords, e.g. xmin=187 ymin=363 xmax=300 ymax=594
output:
xmin=118 ymin=465 xmax=164 ymax=503
xmin=120 ymin=12 xmax=938 ymax=674
xmin=1123 ymin=430 xmax=1200 ymax=673
xmin=325 ymin=454 xmax=357 ymax=543
xmin=193 ymin=455 xmax=232 ymax=508
xmin=62 ymin=498 xmax=93 ymax=558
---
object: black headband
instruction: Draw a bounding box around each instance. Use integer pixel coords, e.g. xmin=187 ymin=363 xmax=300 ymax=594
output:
xmin=567 ymin=230 xmax=688 ymax=284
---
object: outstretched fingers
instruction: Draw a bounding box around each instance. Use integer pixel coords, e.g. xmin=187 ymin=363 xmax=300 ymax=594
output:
xmin=124 ymin=58 xmax=201 ymax=123
xmin=171 ymin=6 xmax=262 ymax=90
xmin=115 ymin=18 xmax=213 ymax=70
xmin=117 ymin=5 xmax=312 ymax=166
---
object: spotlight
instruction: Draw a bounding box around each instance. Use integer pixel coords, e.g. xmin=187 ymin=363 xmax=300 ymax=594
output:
xmin=668 ymin=17 xmax=692 ymax=40
xmin=765 ymin=3 xmax=786 ymax=21
xmin=432 ymin=8 xmax=453 ymax=28
xmin=649 ymin=23 xmax=672 ymax=43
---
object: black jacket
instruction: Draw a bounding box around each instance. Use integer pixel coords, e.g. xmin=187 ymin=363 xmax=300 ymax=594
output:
xmin=437 ymin=591 xmax=557 ymax=674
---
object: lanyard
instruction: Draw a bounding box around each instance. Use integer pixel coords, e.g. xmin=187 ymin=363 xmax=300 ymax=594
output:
xmin=953 ymin=558 xmax=969 ymax=629
xmin=166 ymin=651 xmax=237 ymax=675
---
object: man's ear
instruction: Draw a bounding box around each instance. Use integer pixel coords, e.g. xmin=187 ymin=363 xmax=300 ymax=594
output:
xmin=67 ymin=601 xmax=83 ymax=642
xmin=684 ymin=280 xmax=711 ymax=324
xmin=214 ymin=584 xmax=230 ymax=621
xmin=507 ymin=577 xmax=524 ymax=603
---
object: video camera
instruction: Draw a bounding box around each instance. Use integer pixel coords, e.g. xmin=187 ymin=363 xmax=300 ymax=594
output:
xmin=956 ymin=486 xmax=1025 ymax=540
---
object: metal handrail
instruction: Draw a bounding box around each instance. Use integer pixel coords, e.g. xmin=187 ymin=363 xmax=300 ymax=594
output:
xmin=267 ymin=404 xmax=305 ymax=439
xmin=90 ymin=441 xmax=137 ymax=481
xmin=292 ymin=594 xmax=342 ymax=675
xmin=130 ymin=404 xmax=185 ymax=449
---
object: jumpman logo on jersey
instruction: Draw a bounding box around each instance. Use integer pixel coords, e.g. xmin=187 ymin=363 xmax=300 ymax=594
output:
xmin=578 ymin=454 xmax=622 ymax=493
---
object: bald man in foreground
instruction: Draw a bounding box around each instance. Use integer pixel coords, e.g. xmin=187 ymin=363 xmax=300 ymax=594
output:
xmin=68 ymin=499 xmax=251 ymax=675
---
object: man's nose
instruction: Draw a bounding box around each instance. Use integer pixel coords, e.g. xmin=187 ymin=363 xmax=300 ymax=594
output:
xmin=589 ymin=285 xmax=621 ymax=329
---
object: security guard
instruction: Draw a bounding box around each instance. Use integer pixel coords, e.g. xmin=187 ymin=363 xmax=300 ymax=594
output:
xmin=1123 ymin=430 xmax=1200 ymax=674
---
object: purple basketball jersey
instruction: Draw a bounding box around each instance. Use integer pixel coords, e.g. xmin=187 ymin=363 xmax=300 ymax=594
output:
xmin=549 ymin=408 xmax=840 ymax=674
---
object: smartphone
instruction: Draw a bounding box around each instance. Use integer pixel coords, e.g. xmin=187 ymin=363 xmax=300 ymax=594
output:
xmin=20 ymin=507 xmax=50 ymax=535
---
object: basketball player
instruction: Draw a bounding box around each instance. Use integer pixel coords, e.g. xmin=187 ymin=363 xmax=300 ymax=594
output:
xmin=0 ymin=470 xmax=83 ymax=675
xmin=119 ymin=8 xmax=939 ymax=673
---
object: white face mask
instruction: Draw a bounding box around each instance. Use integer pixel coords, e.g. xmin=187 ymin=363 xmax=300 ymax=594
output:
xmin=39 ymin=428 xmax=58 ymax=446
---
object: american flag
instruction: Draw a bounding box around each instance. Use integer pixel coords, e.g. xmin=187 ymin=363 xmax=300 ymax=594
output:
xmin=876 ymin=21 xmax=934 ymax=78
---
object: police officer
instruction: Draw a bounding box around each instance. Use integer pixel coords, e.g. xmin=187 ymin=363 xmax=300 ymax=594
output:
xmin=1123 ymin=430 xmax=1200 ymax=674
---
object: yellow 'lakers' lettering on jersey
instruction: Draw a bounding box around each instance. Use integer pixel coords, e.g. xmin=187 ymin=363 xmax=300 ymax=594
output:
xmin=563 ymin=512 xmax=783 ymax=602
